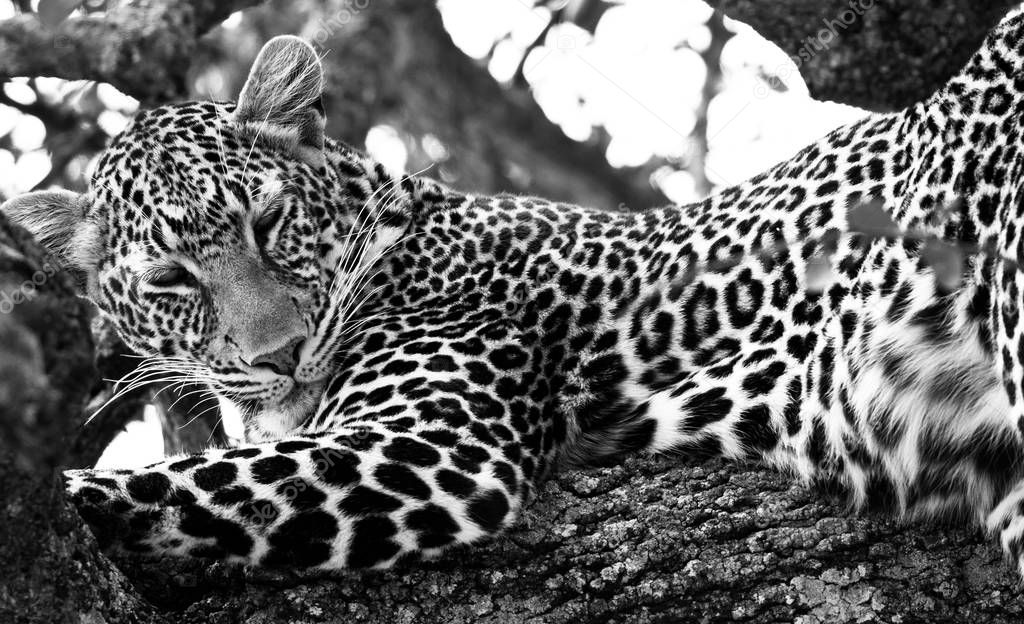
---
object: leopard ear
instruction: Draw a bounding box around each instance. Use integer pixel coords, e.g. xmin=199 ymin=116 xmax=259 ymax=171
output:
xmin=234 ymin=35 xmax=326 ymax=168
xmin=0 ymin=190 xmax=101 ymax=295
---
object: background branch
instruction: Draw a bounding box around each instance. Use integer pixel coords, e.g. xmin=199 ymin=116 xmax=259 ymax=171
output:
xmin=0 ymin=0 xmax=266 ymax=103
xmin=708 ymin=0 xmax=1019 ymax=111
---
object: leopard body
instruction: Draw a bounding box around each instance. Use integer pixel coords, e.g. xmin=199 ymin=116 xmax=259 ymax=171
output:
xmin=6 ymin=11 xmax=1024 ymax=574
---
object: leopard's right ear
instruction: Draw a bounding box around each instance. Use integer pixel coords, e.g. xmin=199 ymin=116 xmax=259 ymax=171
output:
xmin=0 ymin=190 xmax=102 ymax=296
xmin=234 ymin=35 xmax=326 ymax=169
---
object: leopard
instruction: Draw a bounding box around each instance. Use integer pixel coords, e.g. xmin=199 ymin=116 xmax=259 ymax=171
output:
xmin=5 ymin=7 xmax=1024 ymax=576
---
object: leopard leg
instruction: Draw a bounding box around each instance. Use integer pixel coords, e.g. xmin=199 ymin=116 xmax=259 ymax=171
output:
xmin=576 ymin=340 xmax=816 ymax=479
xmin=65 ymin=418 xmax=531 ymax=569
xmin=986 ymin=483 xmax=1024 ymax=576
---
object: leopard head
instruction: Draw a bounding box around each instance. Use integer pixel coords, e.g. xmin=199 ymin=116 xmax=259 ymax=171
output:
xmin=0 ymin=36 xmax=424 ymax=434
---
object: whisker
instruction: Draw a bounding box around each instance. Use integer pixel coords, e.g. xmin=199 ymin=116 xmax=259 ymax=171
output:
xmin=175 ymin=394 xmax=224 ymax=431
xmin=88 ymin=353 xmax=230 ymax=424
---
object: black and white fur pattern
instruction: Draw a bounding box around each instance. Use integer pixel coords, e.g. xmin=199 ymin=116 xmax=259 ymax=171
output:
xmin=5 ymin=8 xmax=1024 ymax=574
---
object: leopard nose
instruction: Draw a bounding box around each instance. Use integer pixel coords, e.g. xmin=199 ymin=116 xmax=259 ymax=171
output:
xmin=250 ymin=337 xmax=305 ymax=377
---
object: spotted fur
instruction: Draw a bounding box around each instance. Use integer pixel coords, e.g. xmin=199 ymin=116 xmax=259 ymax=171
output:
xmin=6 ymin=11 xmax=1024 ymax=574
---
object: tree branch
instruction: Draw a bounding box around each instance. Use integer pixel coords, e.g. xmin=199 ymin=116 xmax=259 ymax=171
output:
xmin=0 ymin=0 xmax=266 ymax=103
xmin=115 ymin=458 xmax=1023 ymax=622
xmin=0 ymin=212 xmax=158 ymax=623
xmin=709 ymin=0 xmax=1019 ymax=111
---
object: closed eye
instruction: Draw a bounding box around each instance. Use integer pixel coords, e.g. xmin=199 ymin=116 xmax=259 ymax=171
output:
xmin=253 ymin=198 xmax=286 ymax=246
xmin=144 ymin=266 xmax=197 ymax=289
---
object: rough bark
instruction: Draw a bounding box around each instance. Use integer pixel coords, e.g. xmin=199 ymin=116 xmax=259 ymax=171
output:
xmin=0 ymin=0 xmax=266 ymax=104
xmin=710 ymin=0 xmax=1020 ymax=111
xmin=0 ymin=213 xmax=160 ymax=624
xmin=81 ymin=460 xmax=1024 ymax=623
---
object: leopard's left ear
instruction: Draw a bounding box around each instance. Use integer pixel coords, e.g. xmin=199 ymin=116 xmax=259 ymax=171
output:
xmin=234 ymin=35 xmax=326 ymax=168
xmin=0 ymin=190 xmax=102 ymax=296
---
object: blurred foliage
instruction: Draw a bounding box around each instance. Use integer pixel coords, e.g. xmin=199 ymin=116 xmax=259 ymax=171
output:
xmin=0 ymin=0 xmax=745 ymax=207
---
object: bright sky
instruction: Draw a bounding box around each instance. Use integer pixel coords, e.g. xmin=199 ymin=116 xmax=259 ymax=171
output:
xmin=436 ymin=0 xmax=866 ymax=201
xmin=1 ymin=0 xmax=870 ymax=466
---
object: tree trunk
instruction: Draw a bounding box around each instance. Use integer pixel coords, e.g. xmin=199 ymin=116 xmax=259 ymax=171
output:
xmin=129 ymin=459 xmax=1021 ymax=622
xmin=0 ymin=213 xmax=160 ymax=624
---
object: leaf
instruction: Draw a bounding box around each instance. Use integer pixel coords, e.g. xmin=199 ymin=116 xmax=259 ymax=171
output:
xmin=805 ymin=256 xmax=834 ymax=294
xmin=38 ymin=0 xmax=81 ymax=29
xmin=921 ymin=238 xmax=964 ymax=292
xmin=847 ymin=201 xmax=901 ymax=240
